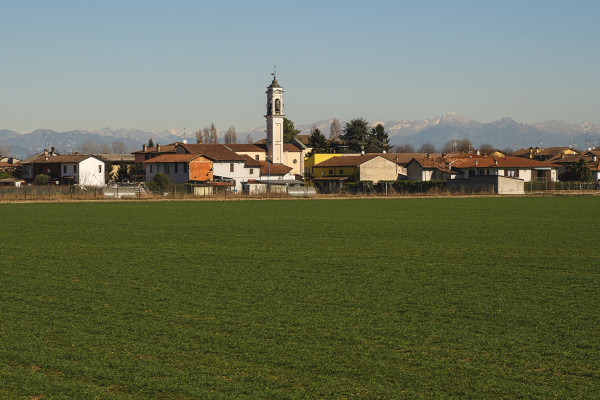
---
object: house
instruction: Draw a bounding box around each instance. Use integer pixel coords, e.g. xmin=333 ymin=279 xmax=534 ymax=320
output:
xmin=513 ymin=147 xmax=541 ymax=159
xmin=143 ymin=154 xmax=213 ymax=183
xmin=131 ymin=142 xmax=181 ymax=180
xmin=546 ymin=153 xmax=596 ymax=176
xmin=20 ymin=152 xmax=106 ymax=186
xmin=176 ymin=144 xmax=262 ymax=191
xmin=311 ymin=155 xmax=399 ymax=193
xmin=533 ymin=147 xmax=578 ymax=162
xmin=97 ymin=153 xmax=135 ymax=182
xmin=451 ymin=156 xmax=559 ymax=182
xmin=406 ymin=157 xmax=458 ymax=181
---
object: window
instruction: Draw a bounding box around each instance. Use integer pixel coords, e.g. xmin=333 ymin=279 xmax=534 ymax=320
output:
xmin=339 ymin=169 xmax=344 ymax=174
xmin=98 ymin=165 xmax=102 ymax=173
xmin=328 ymin=169 xmax=333 ymax=175
xmin=250 ymin=168 xmax=254 ymax=175
xmin=73 ymin=165 xmax=77 ymax=173
xmin=63 ymin=165 xmax=67 ymax=173
xmin=255 ymin=155 xmax=259 ymax=161
xmin=175 ymin=163 xmax=178 ymax=173
xmin=504 ymin=169 xmax=519 ymax=178
xmin=230 ymin=163 xmax=235 ymax=172
xmin=293 ymin=159 xmax=297 ymax=164
xmin=150 ymin=165 xmax=153 ymax=173
xmin=184 ymin=163 xmax=188 ymax=173
xmin=165 ymin=165 xmax=170 ymax=174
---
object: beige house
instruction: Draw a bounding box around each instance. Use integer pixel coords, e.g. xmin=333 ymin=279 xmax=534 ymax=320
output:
xmin=311 ymin=154 xmax=398 ymax=192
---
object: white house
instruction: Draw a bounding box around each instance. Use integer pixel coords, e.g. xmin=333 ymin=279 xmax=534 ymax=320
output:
xmin=21 ymin=152 xmax=105 ymax=186
xmin=175 ymin=144 xmax=262 ymax=191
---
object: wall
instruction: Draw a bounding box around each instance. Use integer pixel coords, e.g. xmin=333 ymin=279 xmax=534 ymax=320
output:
xmin=448 ymin=176 xmax=524 ymax=194
xmin=212 ymin=161 xmax=259 ymax=192
xmin=359 ymin=157 xmax=398 ymax=183
xmin=78 ymin=157 xmax=105 ymax=187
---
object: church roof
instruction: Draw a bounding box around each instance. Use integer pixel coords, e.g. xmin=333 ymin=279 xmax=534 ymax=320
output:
xmin=268 ymin=76 xmax=281 ymax=88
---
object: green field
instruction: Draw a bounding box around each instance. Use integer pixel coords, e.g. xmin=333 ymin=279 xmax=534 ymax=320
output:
xmin=1 ymin=198 xmax=599 ymax=399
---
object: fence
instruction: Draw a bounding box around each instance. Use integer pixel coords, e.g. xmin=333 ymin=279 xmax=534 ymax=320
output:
xmin=525 ymin=181 xmax=600 ymax=193
xmin=0 ymin=185 xmax=104 ymax=201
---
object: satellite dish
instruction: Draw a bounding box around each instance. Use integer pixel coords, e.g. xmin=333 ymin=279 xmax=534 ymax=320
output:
xmin=183 ymin=139 xmax=188 ymax=144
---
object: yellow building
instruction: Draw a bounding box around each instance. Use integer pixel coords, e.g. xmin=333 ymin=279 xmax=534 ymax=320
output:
xmin=304 ymin=153 xmax=361 ymax=185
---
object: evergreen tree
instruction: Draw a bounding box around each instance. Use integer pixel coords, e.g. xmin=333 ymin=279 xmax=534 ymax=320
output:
xmin=147 ymin=138 xmax=154 ymax=148
xmin=341 ymin=118 xmax=370 ymax=153
xmin=283 ymin=118 xmax=301 ymax=142
xmin=309 ymin=127 xmax=329 ymax=153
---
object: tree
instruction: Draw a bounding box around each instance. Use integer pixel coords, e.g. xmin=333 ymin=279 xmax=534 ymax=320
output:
xmin=209 ymin=123 xmax=218 ymax=144
xmin=394 ymin=143 xmax=415 ymax=153
xmin=418 ymin=142 xmax=436 ymax=153
xmin=0 ymin=145 xmax=11 ymax=158
xmin=224 ymin=126 xmax=237 ymax=144
xmin=478 ymin=143 xmax=494 ymax=153
xmin=148 ymin=138 xmax=154 ymax=148
xmin=368 ymin=124 xmax=391 ymax=153
xmin=561 ymin=159 xmax=592 ymax=181
xmin=151 ymin=172 xmax=170 ymax=193
xmin=283 ymin=118 xmax=301 ymax=142
xmin=501 ymin=148 xmax=514 ymax=156
xmin=109 ymin=141 xmax=128 ymax=154
xmin=195 ymin=130 xmax=203 ymax=144
xmin=441 ymin=138 xmax=472 ymax=153
xmin=329 ymin=118 xmax=342 ymax=143
xmin=308 ymin=126 xmax=329 ymax=153
xmin=341 ymin=118 xmax=370 ymax=153
xmin=245 ymin=134 xmax=254 ymax=144
xmin=104 ymin=161 xmax=114 ymax=182
xmin=116 ymin=162 xmax=130 ymax=182
xmin=34 ymin=174 xmax=50 ymax=185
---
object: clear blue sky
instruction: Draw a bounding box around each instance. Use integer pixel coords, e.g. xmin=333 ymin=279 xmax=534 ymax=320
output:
xmin=2 ymin=0 xmax=599 ymax=133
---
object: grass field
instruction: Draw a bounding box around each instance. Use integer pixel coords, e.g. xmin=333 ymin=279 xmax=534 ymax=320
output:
xmin=1 ymin=198 xmax=599 ymax=399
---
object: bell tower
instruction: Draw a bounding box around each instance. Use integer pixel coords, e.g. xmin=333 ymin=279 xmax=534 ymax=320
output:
xmin=265 ymin=72 xmax=284 ymax=164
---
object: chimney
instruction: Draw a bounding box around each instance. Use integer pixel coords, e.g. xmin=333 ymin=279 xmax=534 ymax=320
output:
xmin=426 ymin=153 xmax=430 ymax=158
xmin=51 ymin=147 xmax=55 ymax=156
xmin=561 ymin=153 xmax=564 ymax=159
xmin=44 ymin=149 xmax=49 ymax=157
xmin=156 ymin=144 xmax=161 ymax=152
xmin=475 ymin=159 xmax=478 ymax=166
xmin=594 ymin=155 xmax=598 ymax=162
xmin=143 ymin=144 xmax=147 ymax=152
xmin=476 ymin=149 xmax=480 ymax=156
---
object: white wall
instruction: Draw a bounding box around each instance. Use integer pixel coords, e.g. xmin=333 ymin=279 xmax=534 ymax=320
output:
xmin=77 ymin=157 xmax=105 ymax=187
xmin=213 ymin=161 xmax=259 ymax=192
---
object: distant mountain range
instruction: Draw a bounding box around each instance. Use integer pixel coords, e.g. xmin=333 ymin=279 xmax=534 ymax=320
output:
xmin=2 ymin=114 xmax=600 ymax=159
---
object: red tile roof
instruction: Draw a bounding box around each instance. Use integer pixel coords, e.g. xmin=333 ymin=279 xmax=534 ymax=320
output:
xmin=238 ymin=154 xmax=263 ymax=167
xmin=143 ymin=154 xmax=207 ymax=163
xmin=314 ymin=154 xmax=380 ymax=167
xmin=259 ymin=161 xmax=292 ymax=176
xmin=450 ymin=156 xmax=558 ymax=169
xmin=28 ymin=155 xmax=98 ymax=164
xmin=178 ymin=144 xmax=247 ymax=162
xmin=411 ymin=157 xmax=457 ymax=174
xmin=225 ymin=144 xmax=265 ymax=152
xmin=131 ymin=143 xmax=180 ymax=154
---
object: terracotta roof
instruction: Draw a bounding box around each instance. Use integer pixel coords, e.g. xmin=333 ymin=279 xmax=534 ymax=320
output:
xmin=314 ymin=154 xmax=380 ymax=167
xmin=225 ymin=144 xmax=265 ymax=152
xmin=411 ymin=157 xmax=456 ymax=174
xmin=143 ymin=154 xmax=206 ymax=163
xmin=376 ymin=153 xmax=457 ymax=165
xmin=0 ymin=162 xmax=19 ymax=168
xmin=259 ymin=161 xmax=292 ymax=176
xmin=131 ymin=143 xmax=180 ymax=154
xmin=547 ymin=154 xmax=594 ymax=164
xmin=283 ymin=143 xmax=302 ymax=152
xmin=535 ymin=147 xmax=577 ymax=157
xmin=97 ymin=154 xmax=135 ymax=162
xmin=178 ymin=144 xmax=247 ymax=162
xmin=28 ymin=155 xmax=97 ymax=164
xmin=238 ymin=154 xmax=263 ymax=167
xmin=450 ymin=156 xmax=558 ymax=169
xmin=295 ymin=134 xmax=312 ymax=145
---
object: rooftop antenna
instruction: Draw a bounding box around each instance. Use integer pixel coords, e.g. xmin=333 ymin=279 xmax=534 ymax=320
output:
xmin=272 ymin=64 xmax=277 ymax=78
xmin=183 ymin=128 xmax=187 ymax=144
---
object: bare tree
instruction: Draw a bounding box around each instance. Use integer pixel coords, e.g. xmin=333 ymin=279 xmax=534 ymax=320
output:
xmin=77 ymin=140 xmax=109 ymax=154
xmin=501 ymin=147 xmax=514 ymax=156
xmin=246 ymin=134 xmax=254 ymax=144
xmin=393 ymin=143 xmax=415 ymax=153
xmin=209 ymin=122 xmax=218 ymax=144
xmin=418 ymin=142 xmax=436 ymax=153
xmin=195 ymin=130 xmax=203 ymax=144
xmin=110 ymin=141 xmax=128 ymax=154
xmin=478 ymin=143 xmax=494 ymax=155
xmin=202 ymin=127 xmax=211 ymax=144
xmin=0 ymin=145 xmax=11 ymax=158
xmin=329 ymin=118 xmax=342 ymax=143
xmin=441 ymin=138 xmax=472 ymax=153
xmin=224 ymin=126 xmax=237 ymax=144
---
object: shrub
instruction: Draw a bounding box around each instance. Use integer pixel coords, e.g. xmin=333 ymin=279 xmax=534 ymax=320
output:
xmin=149 ymin=172 xmax=170 ymax=193
xmin=34 ymin=174 xmax=50 ymax=185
